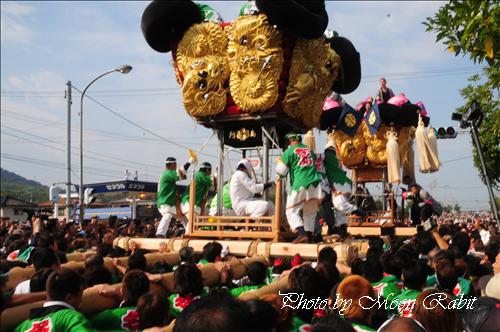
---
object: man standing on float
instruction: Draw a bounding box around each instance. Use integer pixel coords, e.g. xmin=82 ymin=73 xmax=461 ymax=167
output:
xmin=156 ymin=156 xmax=194 ymax=238
xmin=277 ymin=133 xmax=324 ymax=243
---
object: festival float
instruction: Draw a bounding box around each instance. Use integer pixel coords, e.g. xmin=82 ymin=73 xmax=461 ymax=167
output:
xmin=141 ymin=0 xmax=441 ymax=239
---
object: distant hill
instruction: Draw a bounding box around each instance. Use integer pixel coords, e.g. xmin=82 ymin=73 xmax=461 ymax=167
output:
xmin=0 ymin=168 xmax=48 ymax=203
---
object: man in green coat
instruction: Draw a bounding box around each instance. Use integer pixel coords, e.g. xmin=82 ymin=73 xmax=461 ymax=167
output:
xmin=277 ymin=133 xmax=324 ymax=243
xmin=156 ymin=156 xmax=194 ymax=238
xmin=15 ymin=268 xmax=97 ymax=332
xmin=180 ymin=162 xmax=216 ymax=233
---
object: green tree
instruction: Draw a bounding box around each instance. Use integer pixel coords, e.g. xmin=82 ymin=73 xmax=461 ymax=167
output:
xmin=424 ymin=1 xmax=500 ymax=190
xmin=424 ymin=1 xmax=499 ymax=67
xmin=456 ymin=66 xmax=500 ymax=189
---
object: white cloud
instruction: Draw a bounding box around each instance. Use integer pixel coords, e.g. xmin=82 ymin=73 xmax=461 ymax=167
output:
xmin=0 ymin=2 xmax=36 ymax=45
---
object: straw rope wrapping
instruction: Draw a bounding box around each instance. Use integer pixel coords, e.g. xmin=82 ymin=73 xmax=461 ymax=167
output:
xmin=176 ymin=22 xmax=229 ymax=116
xmin=284 ymin=37 xmax=341 ymax=128
xmin=226 ymin=14 xmax=283 ymax=112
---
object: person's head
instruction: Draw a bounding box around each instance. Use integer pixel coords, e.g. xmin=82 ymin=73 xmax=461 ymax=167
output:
xmin=32 ymin=247 xmax=60 ymax=271
xmin=378 ymin=317 xmax=426 ymax=332
xmin=363 ymin=258 xmax=383 ymax=283
xmin=165 ymin=157 xmax=177 ymax=170
xmin=311 ymin=313 xmax=355 ymax=332
xmin=108 ymin=246 xmax=127 ymax=258
xmin=199 ymin=162 xmax=212 ymax=176
xmin=245 ymin=299 xmax=280 ymax=332
xmin=335 ymin=275 xmax=375 ymax=325
xmin=85 ymin=254 xmax=104 ymax=269
xmin=402 ymin=260 xmax=428 ymax=291
xmin=173 ymin=294 xmax=254 ymax=332
xmin=450 ymin=231 xmax=470 ymax=257
xmin=246 ymin=261 xmax=267 ymax=286
xmin=121 ymin=269 xmax=150 ymax=307
xmin=317 ymin=247 xmax=341 ymax=288
xmin=412 ymin=289 xmax=457 ymax=332
xmin=174 ymin=263 xmax=203 ymax=297
xmin=96 ymin=242 xmax=112 ymax=257
xmin=128 ymin=252 xmax=147 ymax=271
xmin=318 ymin=247 xmax=337 ymax=265
xmin=137 ymin=292 xmax=170 ymax=330
xmin=289 ymin=265 xmax=328 ymax=298
xmin=416 ymin=231 xmax=436 ymax=256
xmin=460 ymin=296 xmax=500 ymax=332
xmin=493 ymin=252 xmax=500 ymax=275
xmin=203 ymin=241 xmax=222 ymax=263
xmin=409 ymin=184 xmax=421 ymax=195
xmin=236 ymin=159 xmax=254 ymax=178
xmin=285 ymin=133 xmax=302 ymax=146
xmin=485 ymin=241 xmax=500 ymax=265
xmin=435 ymin=260 xmax=458 ymax=292
xmin=380 ymin=251 xmax=403 ymax=279
xmin=179 ymin=247 xmax=196 ymax=264
xmin=84 ymin=265 xmax=113 ymax=287
xmin=102 ymin=233 xmax=114 ymax=245
xmin=46 ymin=268 xmax=84 ymax=309
xmin=380 ymin=78 xmax=387 ymax=88
xmin=431 ymin=249 xmax=455 ymax=269
xmin=30 ymin=268 xmax=54 ymax=292
xmin=34 ymin=232 xmax=57 ymax=251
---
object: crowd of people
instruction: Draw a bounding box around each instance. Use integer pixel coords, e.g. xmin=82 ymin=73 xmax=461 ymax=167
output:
xmin=0 ymin=209 xmax=499 ymax=331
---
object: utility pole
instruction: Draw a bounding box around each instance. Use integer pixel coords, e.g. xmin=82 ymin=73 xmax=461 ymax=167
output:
xmin=470 ymin=121 xmax=499 ymax=224
xmin=65 ymin=81 xmax=72 ymax=224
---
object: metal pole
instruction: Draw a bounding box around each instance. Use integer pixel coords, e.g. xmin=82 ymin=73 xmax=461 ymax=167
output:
xmin=470 ymin=121 xmax=499 ymax=224
xmin=382 ymin=168 xmax=387 ymax=210
xmin=79 ymin=69 xmax=120 ymax=223
xmin=262 ymin=126 xmax=269 ymax=200
xmin=217 ymin=128 xmax=224 ymax=215
xmin=66 ymin=81 xmax=72 ymax=224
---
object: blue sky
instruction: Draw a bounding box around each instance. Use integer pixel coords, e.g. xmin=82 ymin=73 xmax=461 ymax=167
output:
xmin=1 ymin=1 xmax=496 ymax=210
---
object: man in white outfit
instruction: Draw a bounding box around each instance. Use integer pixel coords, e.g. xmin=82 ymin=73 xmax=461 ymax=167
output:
xmin=229 ymin=159 xmax=274 ymax=217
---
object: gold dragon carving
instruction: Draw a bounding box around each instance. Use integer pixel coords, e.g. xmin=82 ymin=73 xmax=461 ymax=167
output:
xmin=225 ymin=14 xmax=283 ymax=112
xmin=284 ymin=37 xmax=341 ymax=128
xmin=363 ymin=123 xmax=390 ymax=165
xmin=176 ymin=22 xmax=229 ymax=116
xmin=333 ymin=125 xmax=367 ymax=167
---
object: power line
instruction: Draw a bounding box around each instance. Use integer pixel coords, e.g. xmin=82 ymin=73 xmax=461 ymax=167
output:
xmin=1 ymin=125 xmax=162 ymax=171
xmin=70 ymin=85 xmax=216 ymax=158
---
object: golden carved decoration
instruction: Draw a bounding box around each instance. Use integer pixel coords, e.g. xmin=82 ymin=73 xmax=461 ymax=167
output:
xmin=283 ymin=37 xmax=341 ymax=128
xmin=176 ymin=22 xmax=229 ymax=116
xmin=226 ymin=14 xmax=283 ymax=112
xmin=333 ymin=125 xmax=367 ymax=167
xmin=363 ymin=123 xmax=390 ymax=165
xmin=228 ymin=128 xmax=257 ymax=141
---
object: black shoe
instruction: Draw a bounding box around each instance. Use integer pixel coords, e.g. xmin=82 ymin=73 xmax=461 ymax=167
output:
xmin=156 ymin=234 xmax=166 ymax=239
xmin=313 ymin=234 xmax=324 ymax=243
xmin=292 ymin=233 xmax=310 ymax=244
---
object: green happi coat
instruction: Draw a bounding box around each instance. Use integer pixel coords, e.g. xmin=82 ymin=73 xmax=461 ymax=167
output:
xmin=389 ymin=288 xmax=422 ymax=317
xmin=157 ymin=169 xmax=180 ymax=208
xmin=277 ymin=143 xmax=323 ymax=207
xmin=90 ymin=307 xmax=139 ymax=331
xmin=181 ymin=171 xmax=213 ymax=207
xmin=15 ymin=306 xmax=96 ymax=332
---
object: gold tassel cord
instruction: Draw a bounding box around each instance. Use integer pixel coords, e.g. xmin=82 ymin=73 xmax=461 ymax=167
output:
xmin=385 ymin=129 xmax=401 ymax=184
xmin=303 ymin=130 xmax=317 ymax=153
xmin=427 ymin=125 xmax=441 ymax=171
xmin=415 ymin=116 xmax=438 ymax=173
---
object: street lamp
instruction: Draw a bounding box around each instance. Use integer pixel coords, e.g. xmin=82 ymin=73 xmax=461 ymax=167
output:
xmin=79 ymin=65 xmax=132 ymax=223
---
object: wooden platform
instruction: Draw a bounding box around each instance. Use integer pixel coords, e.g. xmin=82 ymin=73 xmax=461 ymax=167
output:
xmin=347 ymin=224 xmax=417 ymax=237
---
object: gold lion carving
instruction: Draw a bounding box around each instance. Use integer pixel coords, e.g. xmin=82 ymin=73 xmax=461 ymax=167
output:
xmin=176 ymin=22 xmax=229 ymax=116
xmin=284 ymin=37 xmax=341 ymax=128
xmin=226 ymin=14 xmax=283 ymax=112
xmin=363 ymin=123 xmax=390 ymax=165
